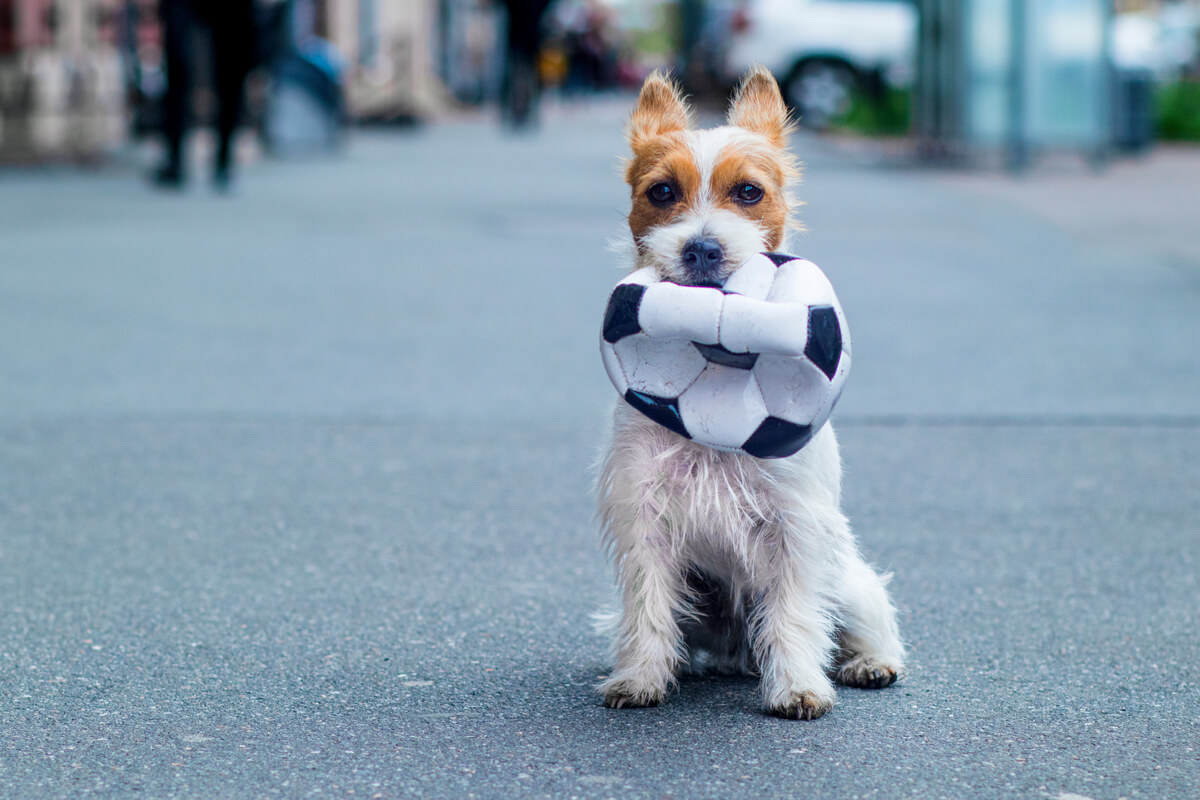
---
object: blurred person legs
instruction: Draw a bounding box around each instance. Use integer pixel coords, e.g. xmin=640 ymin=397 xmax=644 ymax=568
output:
xmin=499 ymin=0 xmax=553 ymax=129
xmin=153 ymin=0 xmax=257 ymax=190
xmin=155 ymin=0 xmax=195 ymax=186
xmin=503 ymin=50 xmax=538 ymax=127
xmin=211 ymin=2 xmax=256 ymax=190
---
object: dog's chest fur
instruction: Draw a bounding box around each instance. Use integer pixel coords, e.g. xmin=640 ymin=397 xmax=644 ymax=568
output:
xmin=601 ymin=404 xmax=845 ymax=581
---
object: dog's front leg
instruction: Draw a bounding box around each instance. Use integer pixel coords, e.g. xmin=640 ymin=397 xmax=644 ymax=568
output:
xmin=753 ymin=538 xmax=838 ymax=720
xmin=600 ymin=529 xmax=684 ymax=709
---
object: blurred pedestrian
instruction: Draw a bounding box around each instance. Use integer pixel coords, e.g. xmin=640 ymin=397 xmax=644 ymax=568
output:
xmin=153 ymin=0 xmax=258 ymax=190
xmin=498 ymin=0 xmax=555 ymax=128
xmin=570 ymin=2 xmax=618 ymax=93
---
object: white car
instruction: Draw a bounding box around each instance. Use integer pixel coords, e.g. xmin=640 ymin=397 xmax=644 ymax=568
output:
xmin=724 ymin=0 xmax=918 ymax=128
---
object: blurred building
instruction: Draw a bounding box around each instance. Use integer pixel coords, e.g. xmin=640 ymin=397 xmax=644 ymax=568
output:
xmin=302 ymin=0 xmax=449 ymax=121
xmin=1115 ymin=0 xmax=1200 ymax=11
xmin=0 ymin=0 xmax=473 ymax=161
xmin=437 ymin=0 xmax=504 ymax=105
xmin=0 ymin=0 xmax=126 ymax=160
xmin=915 ymin=0 xmax=1119 ymax=167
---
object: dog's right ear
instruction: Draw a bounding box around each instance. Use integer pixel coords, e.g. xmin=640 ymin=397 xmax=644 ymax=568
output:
xmin=727 ymin=65 xmax=793 ymax=149
xmin=627 ymin=71 xmax=692 ymax=152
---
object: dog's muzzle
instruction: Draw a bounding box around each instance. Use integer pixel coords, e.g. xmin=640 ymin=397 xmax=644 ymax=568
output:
xmin=679 ymin=236 xmax=726 ymax=286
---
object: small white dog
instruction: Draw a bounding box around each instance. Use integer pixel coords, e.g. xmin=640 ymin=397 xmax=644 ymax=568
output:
xmin=596 ymin=67 xmax=905 ymax=720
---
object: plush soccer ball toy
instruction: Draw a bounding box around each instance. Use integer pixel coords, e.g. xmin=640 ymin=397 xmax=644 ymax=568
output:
xmin=599 ymin=252 xmax=851 ymax=458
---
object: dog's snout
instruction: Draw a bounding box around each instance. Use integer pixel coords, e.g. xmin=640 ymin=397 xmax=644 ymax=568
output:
xmin=681 ymin=237 xmax=725 ymax=275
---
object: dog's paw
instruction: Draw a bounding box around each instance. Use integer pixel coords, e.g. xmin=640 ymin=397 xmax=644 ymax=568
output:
xmin=603 ymin=690 xmax=663 ymax=709
xmin=766 ymin=690 xmax=834 ymax=721
xmin=836 ymin=654 xmax=903 ymax=690
xmin=600 ymin=677 xmax=666 ymax=709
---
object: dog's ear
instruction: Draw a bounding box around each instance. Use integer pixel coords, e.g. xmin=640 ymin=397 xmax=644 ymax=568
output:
xmin=627 ymin=71 xmax=692 ymax=151
xmin=727 ymin=66 xmax=793 ymax=148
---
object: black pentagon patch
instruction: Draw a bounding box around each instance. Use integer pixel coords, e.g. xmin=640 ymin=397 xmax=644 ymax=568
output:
xmin=603 ymin=283 xmax=646 ymax=344
xmin=625 ymin=389 xmax=691 ymax=440
xmin=742 ymin=417 xmax=814 ymax=459
xmin=805 ymin=305 xmax=842 ymax=380
xmin=763 ymin=252 xmax=800 ymax=267
xmin=692 ymin=342 xmax=759 ymax=370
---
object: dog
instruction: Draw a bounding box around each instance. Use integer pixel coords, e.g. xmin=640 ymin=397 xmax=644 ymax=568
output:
xmin=596 ymin=67 xmax=906 ymax=720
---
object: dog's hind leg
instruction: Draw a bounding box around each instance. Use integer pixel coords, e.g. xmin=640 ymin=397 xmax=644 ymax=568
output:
xmin=833 ymin=552 xmax=906 ymax=689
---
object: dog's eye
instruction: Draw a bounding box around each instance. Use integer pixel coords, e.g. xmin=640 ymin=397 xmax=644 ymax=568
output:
xmin=734 ymin=183 xmax=764 ymax=204
xmin=647 ymin=183 xmax=676 ymax=205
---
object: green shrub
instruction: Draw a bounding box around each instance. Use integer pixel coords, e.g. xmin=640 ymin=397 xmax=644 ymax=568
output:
xmin=833 ymin=88 xmax=912 ymax=137
xmin=1156 ymin=80 xmax=1200 ymax=141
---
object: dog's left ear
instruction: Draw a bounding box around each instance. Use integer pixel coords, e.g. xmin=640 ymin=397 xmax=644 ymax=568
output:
xmin=727 ymin=66 xmax=792 ymax=148
xmin=628 ymin=70 xmax=692 ymax=152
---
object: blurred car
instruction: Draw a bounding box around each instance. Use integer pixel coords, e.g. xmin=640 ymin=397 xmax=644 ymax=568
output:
xmin=723 ymin=0 xmax=917 ymax=128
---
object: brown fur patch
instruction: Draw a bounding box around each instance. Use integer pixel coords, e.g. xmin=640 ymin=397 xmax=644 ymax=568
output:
xmin=726 ymin=65 xmax=795 ymax=149
xmin=625 ymin=134 xmax=702 ymax=246
xmin=627 ymin=71 xmax=692 ymax=153
xmin=709 ymin=146 xmax=790 ymax=250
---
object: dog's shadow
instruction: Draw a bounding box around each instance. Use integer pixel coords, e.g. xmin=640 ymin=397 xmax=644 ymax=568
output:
xmin=672 ymin=672 xmax=765 ymax=713
xmin=570 ymin=661 xmax=911 ymax=720
xmin=573 ymin=664 xmax=766 ymax=718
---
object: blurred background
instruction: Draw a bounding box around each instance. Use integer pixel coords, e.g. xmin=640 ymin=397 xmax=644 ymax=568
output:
xmin=0 ymin=0 xmax=1197 ymax=164
xmin=2 ymin=3 xmax=1199 ymax=798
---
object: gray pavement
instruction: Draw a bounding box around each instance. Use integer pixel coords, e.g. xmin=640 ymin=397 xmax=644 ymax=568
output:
xmin=1 ymin=103 xmax=1198 ymax=800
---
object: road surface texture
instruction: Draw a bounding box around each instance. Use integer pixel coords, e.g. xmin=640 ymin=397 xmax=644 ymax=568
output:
xmin=2 ymin=102 xmax=1198 ymax=799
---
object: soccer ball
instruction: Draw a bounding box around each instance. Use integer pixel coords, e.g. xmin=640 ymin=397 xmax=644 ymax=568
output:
xmin=599 ymin=252 xmax=851 ymax=458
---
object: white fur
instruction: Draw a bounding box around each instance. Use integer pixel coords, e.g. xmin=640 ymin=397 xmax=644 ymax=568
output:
xmin=597 ymin=121 xmax=905 ymax=720
xmin=596 ymin=407 xmax=905 ymax=717
xmin=687 ymin=127 xmax=746 ymax=203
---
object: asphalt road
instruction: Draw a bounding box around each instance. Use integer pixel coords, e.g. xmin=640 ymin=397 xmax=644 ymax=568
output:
xmin=1 ymin=103 xmax=1198 ymax=800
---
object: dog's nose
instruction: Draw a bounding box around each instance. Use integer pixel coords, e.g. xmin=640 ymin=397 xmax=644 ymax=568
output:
xmin=681 ymin=237 xmax=725 ymax=274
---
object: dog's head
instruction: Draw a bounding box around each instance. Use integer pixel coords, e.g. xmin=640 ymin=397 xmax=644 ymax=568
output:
xmin=624 ymin=66 xmax=799 ymax=287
